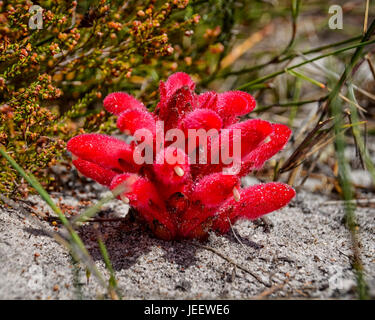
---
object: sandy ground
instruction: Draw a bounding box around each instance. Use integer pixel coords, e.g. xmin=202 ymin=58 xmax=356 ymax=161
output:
xmin=0 ymin=187 xmax=374 ymax=300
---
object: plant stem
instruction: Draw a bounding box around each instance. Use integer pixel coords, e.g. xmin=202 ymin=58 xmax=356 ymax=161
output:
xmin=215 ymin=35 xmax=362 ymax=79
xmin=238 ymin=38 xmax=375 ymax=91
xmin=254 ymin=98 xmax=323 ymax=113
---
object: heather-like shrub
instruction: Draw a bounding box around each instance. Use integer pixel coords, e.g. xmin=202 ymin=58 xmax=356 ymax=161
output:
xmin=0 ymin=0 xmax=200 ymax=196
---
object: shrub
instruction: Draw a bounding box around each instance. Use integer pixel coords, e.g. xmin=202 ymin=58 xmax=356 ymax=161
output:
xmin=0 ymin=0 xmax=200 ymax=196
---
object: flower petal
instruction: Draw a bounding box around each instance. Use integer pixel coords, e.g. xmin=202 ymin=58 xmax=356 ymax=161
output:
xmin=226 ymin=119 xmax=273 ymax=158
xmin=190 ymin=173 xmax=239 ymax=208
xmin=213 ymin=182 xmax=295 ymax=233
xmin=117 ymin=108 xmax=156 ymax=136
xmin=103 ymin=92 xmax=145 ymax=115
xmin=158 ymin=86 xmax=196 ymax=130
xmin=196 ymin=119 xmax=272 ymax=176
xmin=197 ymin=91 xmax=218 ymax=110
xmin=178 ymin=108 xmax=222 ymax=136
xmin=240 ymin=123 xmax=291 ymax=175
xmin=72 ymin=159 xmax=117 ymax=186
xmin=153 ymin=147 xmax=190 ymax=186
xmin=67 ymin=133 xmax=138 ymax=172
xmin=216 ymin=91 xmax=256 ymax=123
xmin=110 ymin=174 xmax=176 ymax=239
xmin=163 ymin=72 xmax=195 ymax=97
xmin=178 ymin=207 xmax=216 ymax=239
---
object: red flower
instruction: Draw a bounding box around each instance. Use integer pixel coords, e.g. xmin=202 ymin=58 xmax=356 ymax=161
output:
xmin=67 ymin=72 xmax=295 ymax=240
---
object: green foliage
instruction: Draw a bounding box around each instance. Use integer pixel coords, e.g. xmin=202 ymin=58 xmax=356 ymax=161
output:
xmin=0 ymin=0 xmax=201 ymax=196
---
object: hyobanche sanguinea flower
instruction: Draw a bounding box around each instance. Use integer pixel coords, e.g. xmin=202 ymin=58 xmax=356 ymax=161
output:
xmin=67 ymin=72 xmax=295 ymax=240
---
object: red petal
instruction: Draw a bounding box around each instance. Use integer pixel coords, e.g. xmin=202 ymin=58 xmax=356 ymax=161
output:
xmin=221 ymin=115 xmax=239 ymax=127
xmin=117 ymin=108 xmax=156 ymax=136
xmin=217 ymin=91 xmax=256 ymax=119
xmin=72 ymin=159 xmax=117 ymax=186
xmin=164 ymin=72 xmax=195 ymax=97
xmin=110 ymin=174 xmax=176 ymax=239
xmin=153 ymin=147 xmax=190 ymax=186
xmin=190 ymin=173 xmax=239 ymax=208
xmin=103 ymin=92 xmax=145 ymax=115
xmin=159 ymin=80 xmax=167 ymax=103
xmin=158 ymin=86 xmax=196 ymax=130
xmin=226 ymin=119 xmax=273 ymax=158
xmin=197 ymin=119 xmax=271 ymax=176
xmin=240 ymin=123 xmax=291 ymax=175
xmin=178 ymin=108 xmax=222 ymax=136
xmin=67 ymin=134 xmax=138 ymax=172
xmin=165 ymin=191 xmax=190 ymax=216
xmin=213 ymin=182 xmax=295 ymax=233
xmin=197 ymin=91 xmax=218 ymax=109
xmin=110 ymin=174 xmax=162 ymax=208
xmin=178 ymin=207 xmax=216 ymax=238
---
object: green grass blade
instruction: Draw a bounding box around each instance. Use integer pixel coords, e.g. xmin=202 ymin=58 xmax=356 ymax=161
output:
xmin=347 ymin=84 xmax=375 ymax=184
xmin=238 ymin=38 xmax=375 ymax=91
xmin=97 ymin=238 xmax=121 ymax=299
xmin=0 ymin=147 xmax=108 ymax=289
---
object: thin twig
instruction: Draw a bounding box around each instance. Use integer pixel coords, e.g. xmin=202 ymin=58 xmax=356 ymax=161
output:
xmin=238 ymin=38 xmax=375 ymax=90
xmin=190 ymin=242 xmax=271 ymax=287
xmin=298 ymin=52 xmax=375 ymax=102
xmin=227 ymin=217 xmax=247 ymax=250
xmin=217 ymin=36 xmax=362 ymax=79
xmin=253 ymin=279 xmax=289 ymax=299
